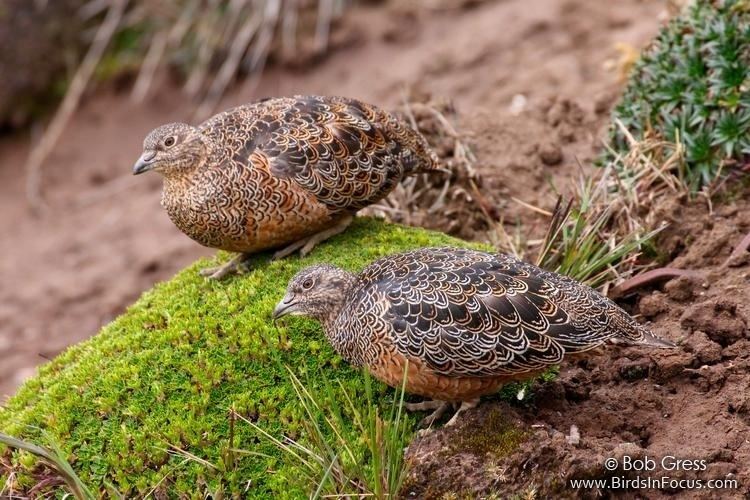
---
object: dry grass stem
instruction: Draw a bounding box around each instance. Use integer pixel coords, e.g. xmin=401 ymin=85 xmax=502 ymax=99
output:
xmin=364 ymin=96 xmax=488 ymax=239
xmin=25 ymin=0 xmax=128 ymax=212
xmin=27 ymin=0 xmax=352 ymax=208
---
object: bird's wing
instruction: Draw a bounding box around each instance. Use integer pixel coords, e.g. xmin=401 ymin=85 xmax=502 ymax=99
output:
xmin=206 ymin=96 xmax=437 ymax=212
xmin=356 ymin=248 xmax=631 ymax=378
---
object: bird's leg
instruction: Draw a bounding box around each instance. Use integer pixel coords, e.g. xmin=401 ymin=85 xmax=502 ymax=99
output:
xmin=272 ymin=238 xmax=307 ymax=260
xmin=273 ymin=214 xmax=354 ymax=260
xmin=405 ymin=400 xmax=445 ymax=411
xmin=199 ymin=253 xmax=251 ymax=280
xmin=405 ymin=400 xmax=451 ymax=427
xmin=444 ymin=399 xmax=479 ymax=427
xmin=299 ymin=215 xmax=353 ymax=256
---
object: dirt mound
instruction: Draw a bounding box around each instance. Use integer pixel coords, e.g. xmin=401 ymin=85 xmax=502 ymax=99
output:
xmin=403 ymin=192 xmax=750 ymax=499
xmin=463 ymin=95 xmax=606 ymax=240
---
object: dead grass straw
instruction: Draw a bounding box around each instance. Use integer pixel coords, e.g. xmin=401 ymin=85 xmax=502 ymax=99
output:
xmin=25 ymin=0 xmax=351 ymax=209
xmin=25 ymin=0 xmax=128 ymax=213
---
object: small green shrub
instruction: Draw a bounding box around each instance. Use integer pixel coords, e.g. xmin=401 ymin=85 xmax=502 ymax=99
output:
xmin=609 ymin=0 xmax=750 ymax=190
xmin=0 ymin=218 xmax=487 ymax=498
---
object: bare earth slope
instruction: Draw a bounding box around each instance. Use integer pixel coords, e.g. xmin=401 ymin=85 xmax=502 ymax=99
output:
xmin=404 ymin=192 xmax=750 ymax=498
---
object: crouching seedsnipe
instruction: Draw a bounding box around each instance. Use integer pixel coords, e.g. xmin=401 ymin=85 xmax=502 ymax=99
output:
xmin=133 ymin=95 xmax=438 ymax=279
xmin=274 ymin=247 xmax=675 ymax=426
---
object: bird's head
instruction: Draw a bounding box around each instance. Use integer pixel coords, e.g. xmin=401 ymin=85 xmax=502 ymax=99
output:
xmin=133 ymin=122 xmax=207 ymax=176
xmin=273 ymin=264 xmax=357 ymax=324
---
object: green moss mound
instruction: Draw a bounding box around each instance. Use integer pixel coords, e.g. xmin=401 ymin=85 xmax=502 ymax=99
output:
xmin=609 ymin=0 xmax=750 ymax=189
xmin=0 ymin=218 xmax=486 ymax=497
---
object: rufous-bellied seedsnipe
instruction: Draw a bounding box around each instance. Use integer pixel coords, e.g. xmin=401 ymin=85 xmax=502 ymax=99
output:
xmin=274 ymin=247 xmax=675 ymax=426
xmin=133 ymin=95 xmax=438 ymax=279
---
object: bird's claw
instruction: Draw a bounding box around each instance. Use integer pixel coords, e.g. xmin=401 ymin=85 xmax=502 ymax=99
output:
xmin=199 ymin=254 xmax=251 ymax=280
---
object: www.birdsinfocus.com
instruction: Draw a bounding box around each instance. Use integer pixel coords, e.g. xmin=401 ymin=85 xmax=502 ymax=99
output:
xmin=132 ymin=95 xmax=438 ymax=279
xmin=274 ymin=247 xmax=675 ymax=426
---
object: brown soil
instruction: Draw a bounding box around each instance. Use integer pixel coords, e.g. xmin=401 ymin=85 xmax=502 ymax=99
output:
xmin=404 ymin=192 xmax=750 ymax=498
xmin=6 ymin=0 xmax=749 ymax=497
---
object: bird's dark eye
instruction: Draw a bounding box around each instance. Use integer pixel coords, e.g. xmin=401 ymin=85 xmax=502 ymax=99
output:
xmin=302 ymin=278 xmax=314 ymax=290
xmin=164 ymin=136 xmax=176 ymax=148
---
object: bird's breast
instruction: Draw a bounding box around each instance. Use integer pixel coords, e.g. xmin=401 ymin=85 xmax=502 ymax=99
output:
xmin=159 ymin=166 xmax=337 ymax=253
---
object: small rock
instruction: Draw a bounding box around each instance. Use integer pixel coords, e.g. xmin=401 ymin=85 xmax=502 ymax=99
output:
xmin=683 ymin=331 xmax=722 ymax=365
xmin=681 ymin=299 xmax=747 ymax=346
xmin=638 ymin=293 xmax=670 ymax=318
xmin=689 ymin=365 xmax=726 ymax=393
xmin=509 ymin=94 xmax=527 ymax=115
xmin=653 ymin=351 xmax=692 ymax=383
xmin=566 ymin=425 xmax=580 ymax=445
xmin=664 ymin=276 xmax=695 ymax=302
xmin=722 ymin=338 xmax=750 ymax=360
xmin=538 ymin=141 xmax=563 ymax=165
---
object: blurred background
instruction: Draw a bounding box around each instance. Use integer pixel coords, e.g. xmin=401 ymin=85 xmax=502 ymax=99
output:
xmin=0 ymin=0 xmax=666 ymax=396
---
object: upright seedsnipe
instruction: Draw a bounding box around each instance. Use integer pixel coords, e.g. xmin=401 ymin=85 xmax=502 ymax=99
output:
xmin=609 ymin=0 xmax=750 ymax=190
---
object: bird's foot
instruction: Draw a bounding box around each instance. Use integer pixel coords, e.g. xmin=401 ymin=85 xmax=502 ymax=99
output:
xmin=444 ymin=399 xmax=479 ymax=427
xmin=272 ymin=239 xmax=307 ymax=260
xmin=405 ymin=399 xmax=479 ymax=427
xmin=272 ymin=215 xmax=354 ymax=260
xmin=199 ymin=253 xmax=251 ymax=280
xmin=405 ymin=400 xmax=451 ymax=428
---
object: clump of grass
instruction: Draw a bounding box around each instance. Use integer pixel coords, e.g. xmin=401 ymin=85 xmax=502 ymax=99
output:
xmin=60 ymin=0 xmax=352 ymax=111
xmin=0 ymin=429 xmax=95 ymax=499
xmin=241 ymin=367 xmax=412 ymax=498
xmin=364 ymin=94 xmax=490 ymax=240
xmin=609 ymin=0 xmax=750 ymax=192
xmin=492 ymin=164 xmax=664 ymax=293
xmin=535 ymin=167 xmax=664 ymax=291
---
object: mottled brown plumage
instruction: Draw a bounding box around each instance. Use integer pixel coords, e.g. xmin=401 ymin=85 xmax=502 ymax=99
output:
xmin=274 ymin=247 xmax=675 ymax=426
xmin=133 ymin=95 xmax=438 ymax=279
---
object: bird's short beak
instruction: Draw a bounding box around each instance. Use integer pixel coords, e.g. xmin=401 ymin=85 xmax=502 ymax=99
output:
xmin=273 ymin=293 xmax=298 ymax=319
xmin=133 ymin=151 xmax=157 ymax=175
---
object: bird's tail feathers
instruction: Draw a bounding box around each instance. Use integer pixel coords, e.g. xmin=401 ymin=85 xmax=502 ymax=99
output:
xmin=635 ymin=326 xmax=676 ymax=348
xmin=410 ymin=150 xmax=441 ymax=175
xmin=609 ymin=324 xmax=675 ymax=348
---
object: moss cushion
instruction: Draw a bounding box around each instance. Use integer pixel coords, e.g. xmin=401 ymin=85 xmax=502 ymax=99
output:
xmin=0 ymin=218 xmax=486 ymax=497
